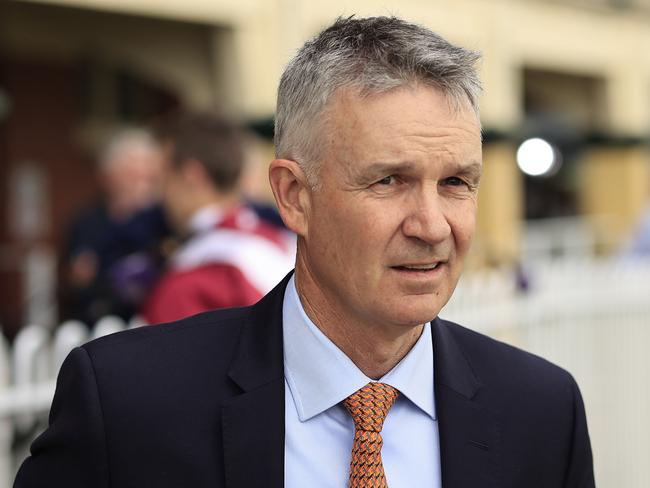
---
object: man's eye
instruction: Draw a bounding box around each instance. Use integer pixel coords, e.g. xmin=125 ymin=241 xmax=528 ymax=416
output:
xmin=442 ymin=177 xmax=468 ymax=187
xmin=376 ymin=175 xmax=396 ymax=185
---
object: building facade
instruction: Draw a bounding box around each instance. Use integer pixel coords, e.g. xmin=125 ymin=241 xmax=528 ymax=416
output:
xmin=1 ymin=0 xmax=649 ymax=326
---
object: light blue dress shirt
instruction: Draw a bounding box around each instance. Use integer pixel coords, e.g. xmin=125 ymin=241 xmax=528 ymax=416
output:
xmin=283 ymin=276 xmax=442 ymax=488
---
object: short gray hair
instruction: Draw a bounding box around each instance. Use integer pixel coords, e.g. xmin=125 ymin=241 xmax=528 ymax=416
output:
xmin=99 ymin=128 xmax=158 ymax=170
xmin=274 ymin=16 xmax=482 ymax=185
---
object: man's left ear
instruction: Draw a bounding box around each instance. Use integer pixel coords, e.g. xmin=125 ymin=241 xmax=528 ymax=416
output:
xmin=268 ymin=159 xmax=311 ymax=236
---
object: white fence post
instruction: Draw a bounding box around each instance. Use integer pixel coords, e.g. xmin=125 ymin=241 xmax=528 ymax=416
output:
xmin=128 ymin=315 xmax=147 ymax=329
xmin=11 ymin=325 xmax=51 ymax=434
xmin=52 ymin=321 xmax=88 ymax=374
xmin=92 ymin=316 xmax=126 ymax=340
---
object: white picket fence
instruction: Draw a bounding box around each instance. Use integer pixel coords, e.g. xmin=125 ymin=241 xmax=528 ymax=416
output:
xmin=0 ymin=315 xmax=142 ymax=487
xmin=0 ymin=257 xmax=649 ymax=487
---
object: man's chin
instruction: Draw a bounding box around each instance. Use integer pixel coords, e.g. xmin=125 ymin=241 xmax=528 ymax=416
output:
xmin=382 ymin=302 xmax=443 ymax=329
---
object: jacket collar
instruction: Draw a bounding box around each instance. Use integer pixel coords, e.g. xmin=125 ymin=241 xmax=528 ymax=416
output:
xmin=222 ymin=277 xmax=500 ymax=488
xmin=222 ymin=273 xmax=291 ymax=488
xmin=432 ymin=318 xmax=501 ymax=488
xmin=226 ymin=272 xmax=290 ymax=391
xmin=431 ymin=317 xmax=481 ymax=399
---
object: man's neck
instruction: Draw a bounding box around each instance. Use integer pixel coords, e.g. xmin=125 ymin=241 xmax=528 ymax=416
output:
xmin=294 ymin=256 xmax=424 ymax=380
xmin=180 ymin=193 xmax=240 ymax=235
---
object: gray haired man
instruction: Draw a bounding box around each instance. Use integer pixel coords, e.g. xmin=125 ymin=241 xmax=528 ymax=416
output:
xmin=16 ymin=16 xmax=594 ymax=488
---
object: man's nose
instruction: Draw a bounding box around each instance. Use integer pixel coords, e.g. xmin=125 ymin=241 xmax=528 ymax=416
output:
xmin=401 ymin=189 xmax=452 ymax=245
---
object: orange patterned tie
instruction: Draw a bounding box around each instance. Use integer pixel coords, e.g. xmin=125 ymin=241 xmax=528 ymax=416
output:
xmin=343 ymin=382 xmax=399 ymax=488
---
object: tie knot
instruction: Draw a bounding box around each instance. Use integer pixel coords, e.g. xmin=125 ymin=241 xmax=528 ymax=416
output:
xmin=343 ymin=382 xmax=399 ymax=432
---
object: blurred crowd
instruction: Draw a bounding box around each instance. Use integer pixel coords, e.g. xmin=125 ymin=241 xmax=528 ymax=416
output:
xmin=60 ymin=111 xmax=295 ymax=328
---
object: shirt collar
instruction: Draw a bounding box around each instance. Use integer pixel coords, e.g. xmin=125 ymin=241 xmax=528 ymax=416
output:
xmin=282 ymin=275 xmax=436 ymax=421
xmin=187 ymin=204 xmax=224 ymax=235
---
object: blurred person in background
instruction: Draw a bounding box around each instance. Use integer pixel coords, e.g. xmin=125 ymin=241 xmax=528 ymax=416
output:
xmin=61 ymin=128 xmax=171 ymax=327
xmin=141 ymin=111 xmax=294 ymax=324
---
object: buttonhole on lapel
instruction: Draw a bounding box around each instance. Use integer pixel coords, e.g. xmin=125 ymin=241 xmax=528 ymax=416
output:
xmin=468 ymin=440 xmax=489 ymax=451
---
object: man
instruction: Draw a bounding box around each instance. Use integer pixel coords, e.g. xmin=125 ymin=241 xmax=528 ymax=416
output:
xmin=141 ymin=112 xmax=294 ymax=324
xmin=15 ymin=16 xmax=594 ymax=488
xmin=62 ymin=128 xmax=170 ymax=326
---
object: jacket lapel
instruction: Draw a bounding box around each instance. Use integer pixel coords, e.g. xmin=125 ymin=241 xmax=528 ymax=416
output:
xmin=222 ymin=275 xmax=291 ymax=488
xmin=221 ymin=280 xmax=501 ymax=488
xmin=432 ymin=319 xmax=500 ymax=488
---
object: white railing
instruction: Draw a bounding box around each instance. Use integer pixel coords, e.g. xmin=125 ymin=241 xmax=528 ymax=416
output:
xmin=1 ymin=257 xmax=649 ymax=487
xmin=0 ymin=316 xmax=133 ymax=488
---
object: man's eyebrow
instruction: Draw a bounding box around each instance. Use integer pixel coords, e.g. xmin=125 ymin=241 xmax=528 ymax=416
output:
xmin=357 ymin=160 xmax=483 ymax=180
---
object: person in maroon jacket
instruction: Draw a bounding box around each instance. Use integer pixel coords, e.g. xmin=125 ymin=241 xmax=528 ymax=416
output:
xmin=142 ymin=112 xmax=294 ymax=324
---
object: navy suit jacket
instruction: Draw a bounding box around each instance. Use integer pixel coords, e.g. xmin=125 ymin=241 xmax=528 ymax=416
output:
xmin=15 ymin=274 xmax=595 ymax=487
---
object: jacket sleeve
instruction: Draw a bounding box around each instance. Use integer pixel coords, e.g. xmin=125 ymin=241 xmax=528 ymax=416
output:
xmin=563 ymin=374 xmax=596 ymax=488
xmin=13 ymin=347 xmax=110 ymax=488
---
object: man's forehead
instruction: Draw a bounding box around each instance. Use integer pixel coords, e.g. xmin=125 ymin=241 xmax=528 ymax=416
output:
xmin=321 ymin=86 xmax=479 ymax=145
xmin=310 ymin=83 xmax=481 ymax=182
xmin=328 ymin=86 xmax=478 ymax=133
xmin=327 ymin=82 xmax=477 ymax=117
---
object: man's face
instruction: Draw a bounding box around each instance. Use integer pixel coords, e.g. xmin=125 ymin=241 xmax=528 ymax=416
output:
xmin=103 ymin=147 xmax=162 ymax=217
xmin=299 ymin=84 xmax=482 ymax=330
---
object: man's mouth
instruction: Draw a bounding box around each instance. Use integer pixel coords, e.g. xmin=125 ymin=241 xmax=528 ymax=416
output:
xmin=392 ymin=262 xmax=442 ymax=271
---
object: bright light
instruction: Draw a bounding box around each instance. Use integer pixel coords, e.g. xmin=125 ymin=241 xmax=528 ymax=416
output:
xmin=516 ymin=138 xmax=558 ymax=177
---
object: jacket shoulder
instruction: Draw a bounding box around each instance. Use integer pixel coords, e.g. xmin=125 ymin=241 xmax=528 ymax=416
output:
xmin=434 ymin=318 xmax=594 ymax=486
xmin=80 ymin=306 xmax=253 ymax=384
xmin=85 ymin=306 xmax=250 ymax=352
xmin=436 ymin=317 xmax=577 ymax=394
